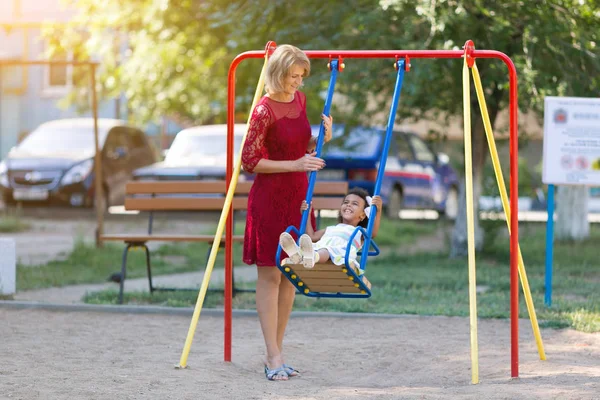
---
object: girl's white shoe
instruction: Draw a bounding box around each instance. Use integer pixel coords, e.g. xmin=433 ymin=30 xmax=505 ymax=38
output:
xmin=279 ymin=232 xmax=302 ymax=265
xmin=299 ymin=234 xmax=315 ymax=269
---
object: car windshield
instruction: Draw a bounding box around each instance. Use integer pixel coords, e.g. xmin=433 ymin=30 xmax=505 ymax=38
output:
xmin=165 ymin=134 xmax=243 ymax=164
xmin=18 ymin=126 xmax=106 ymax=152
xmin=319 ymin=126 xmax=382 ymax=158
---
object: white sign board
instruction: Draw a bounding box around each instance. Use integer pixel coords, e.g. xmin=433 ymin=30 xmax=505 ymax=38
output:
xmin=543 ymin=96 xmax=600 ymax=185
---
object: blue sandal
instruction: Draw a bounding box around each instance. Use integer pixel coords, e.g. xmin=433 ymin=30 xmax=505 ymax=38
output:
xmin=283 ymin=364 xmax=300 ymax=377
xmin=264 ymin=366 xmax=289 ymax=381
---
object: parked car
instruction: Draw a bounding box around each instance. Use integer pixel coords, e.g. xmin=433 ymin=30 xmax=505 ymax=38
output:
xmin=0 ymin=118 xmax=157 ymax=207
xmin=133 ymin=124 xmax=249 ymax=181
xmin=313 ymin=125 xmax=460 ymax=219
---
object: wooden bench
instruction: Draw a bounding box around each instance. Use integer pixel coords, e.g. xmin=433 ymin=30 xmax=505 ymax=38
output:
xmin=100 ymin=180 xmax=349 ymax=303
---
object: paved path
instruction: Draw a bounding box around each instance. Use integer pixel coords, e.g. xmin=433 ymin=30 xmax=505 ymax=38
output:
xmin=14 ymin=266 xmax=258 ymax=304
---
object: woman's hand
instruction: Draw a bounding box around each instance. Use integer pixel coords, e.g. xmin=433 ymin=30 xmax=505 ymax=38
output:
xmin=322 ymin=114 xmax=333 ymax=143
xmin=293 ymin=152 xmax=325 ymax=172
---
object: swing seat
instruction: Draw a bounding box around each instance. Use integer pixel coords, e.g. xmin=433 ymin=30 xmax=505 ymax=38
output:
xmin=279 ymin=261 xmax=372 ymax=298
xmin=277 ymin=224 xmax=379 ymax=298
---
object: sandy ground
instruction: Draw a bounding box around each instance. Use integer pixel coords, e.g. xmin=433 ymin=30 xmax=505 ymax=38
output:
xmin=4 ymin=208 xmax=599 ymax=399
xmin=1 ymin=308 xmax=599 ymax=400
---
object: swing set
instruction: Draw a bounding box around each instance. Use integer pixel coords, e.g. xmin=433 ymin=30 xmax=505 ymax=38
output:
xmin=176 ymin=40 xmax=546 ymax=384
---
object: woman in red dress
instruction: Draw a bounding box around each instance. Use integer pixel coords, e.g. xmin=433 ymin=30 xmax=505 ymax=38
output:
xmin=241 ymin=44 xmax=333 ymax=381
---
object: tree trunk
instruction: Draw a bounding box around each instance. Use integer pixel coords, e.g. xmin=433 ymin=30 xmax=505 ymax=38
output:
xmin=555 ymin=185 xmax=589 ymax=241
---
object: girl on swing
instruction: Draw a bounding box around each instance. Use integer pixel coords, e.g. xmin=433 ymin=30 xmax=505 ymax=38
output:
xmin=279 ymin=187 xmax=382 ymax=278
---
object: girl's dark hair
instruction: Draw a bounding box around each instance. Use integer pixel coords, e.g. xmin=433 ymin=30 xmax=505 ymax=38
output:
xmin=338 ymin=187 xmax=370 ymax=228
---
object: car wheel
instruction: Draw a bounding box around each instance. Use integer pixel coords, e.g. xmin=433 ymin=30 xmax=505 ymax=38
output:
xmin=386 ymin=187 xmax=403 ymax=219
xmin=2 ymin=192 xmax=16 ymax=207
xmin=443 ymin=187 xmax=459 ymax=220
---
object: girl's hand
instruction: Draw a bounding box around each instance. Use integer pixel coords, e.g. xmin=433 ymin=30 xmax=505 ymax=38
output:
xmin=322 ymin=114 xmax=333 ymax=143
xmin=301 ymin=200 xmax=312 ymax=213
xmin=371 ymin=195 xmax=382 ymax=209
xmin=293 ymin=152 xmax=325 ymax=172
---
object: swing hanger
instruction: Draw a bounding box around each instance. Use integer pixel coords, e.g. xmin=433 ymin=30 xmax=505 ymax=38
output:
xmin=327 ymin=55 xmax=345 ymax=72
xmin=463 ymin=39 xmax=476 ymax=68
xmin=265 ymin=41 xmax=277 ymax=56
xmin=394 ymin=55 xmax=411 ymax=71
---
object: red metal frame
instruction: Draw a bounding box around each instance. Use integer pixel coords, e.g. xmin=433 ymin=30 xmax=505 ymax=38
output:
xmin=225 ymin=42 xmax=520 ymax=378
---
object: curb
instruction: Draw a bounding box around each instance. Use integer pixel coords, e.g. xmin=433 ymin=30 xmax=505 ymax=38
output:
xmin=0 ymin=300 xmax=417 ymax=319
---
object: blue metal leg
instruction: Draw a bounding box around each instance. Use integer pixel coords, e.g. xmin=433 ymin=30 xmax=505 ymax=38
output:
xmin=545 ymin=184 xmax=555 ymax=306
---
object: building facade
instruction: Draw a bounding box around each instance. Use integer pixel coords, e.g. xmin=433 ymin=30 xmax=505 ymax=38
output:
xmin=0 ymin=0 xmax=122 ymax=159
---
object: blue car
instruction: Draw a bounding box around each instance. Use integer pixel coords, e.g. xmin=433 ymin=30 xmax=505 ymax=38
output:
xmin=312 ymin=126 xmax=459 ymax=219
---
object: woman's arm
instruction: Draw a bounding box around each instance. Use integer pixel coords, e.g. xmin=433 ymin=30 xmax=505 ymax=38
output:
xmin=306 ymin=136 xmax=317 ymax=153
xmin=252 ymin=155 xmax=323 ymax=174
xmin=241 ymin=105 xmax=325 ymax=174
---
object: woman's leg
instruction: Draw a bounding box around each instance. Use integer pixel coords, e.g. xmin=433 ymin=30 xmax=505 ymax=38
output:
xmin=256 ymin=266 xmax=287 ymax=380
xmin=276 ymin=273 xmax=296 ymax=353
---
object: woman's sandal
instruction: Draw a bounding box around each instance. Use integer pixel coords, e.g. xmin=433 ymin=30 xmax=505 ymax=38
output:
xmin=283 ymin=364 xmax=300 ymax=377
xmin=264 ymin=365 xmax=289 ymax=381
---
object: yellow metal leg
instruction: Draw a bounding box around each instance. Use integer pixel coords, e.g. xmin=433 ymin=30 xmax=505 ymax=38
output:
xmin=471 ymin=63 xmax=546 ymax=361
xmin=176 ymin=53 xmax=270 ymax=369
xmin=463 ymin=58 xmax=480 ymax=385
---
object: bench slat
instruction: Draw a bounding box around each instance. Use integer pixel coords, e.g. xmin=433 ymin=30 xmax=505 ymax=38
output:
xmin=126 ymin=180 xmax=254 ymax=195
xmin=311 ymin=197 xmax=342 ymax=210
xmin=124 ymin=197 xmax=249 ymax=211
xmin=125 ymin=180 xmax=347 ymax=196
xmin=124 ymin=196 xmax=342 ymax=212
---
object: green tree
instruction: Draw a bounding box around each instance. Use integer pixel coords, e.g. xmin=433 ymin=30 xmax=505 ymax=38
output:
xmin=378 ymin=0 xmax=599 ymax=254
xmin=45 ymin=0 xmax=413 ymax=123
xmin=45 ymin=0 xmax=242 ymax=124
xmin=48 ymin=0 xmax=599 ymax=253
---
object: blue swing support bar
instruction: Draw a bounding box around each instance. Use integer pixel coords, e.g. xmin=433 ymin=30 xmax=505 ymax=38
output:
xmin=275 ymin=59 xmax=407 ymax=298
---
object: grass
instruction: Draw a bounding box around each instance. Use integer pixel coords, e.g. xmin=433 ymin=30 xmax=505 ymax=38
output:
xmin=16 ymin=216 xmax=600 ymax=333
xmin=82 ymin=244 xmax=600 ymax=333
xmin=16 ymin=218 xmax=421 ymax=291
xmin=0 ymin=208 xmax=31 ymax=233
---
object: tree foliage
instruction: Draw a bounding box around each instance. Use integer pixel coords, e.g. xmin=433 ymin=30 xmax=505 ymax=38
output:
xmin=46 ymin=0 xmax=600 ymax=249
xmin=47 ymin=0 xmax=599 ymax=124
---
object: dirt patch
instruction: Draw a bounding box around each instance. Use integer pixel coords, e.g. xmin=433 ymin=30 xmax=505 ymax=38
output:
xmin=1 ymin=308 xmax=598 ymax=399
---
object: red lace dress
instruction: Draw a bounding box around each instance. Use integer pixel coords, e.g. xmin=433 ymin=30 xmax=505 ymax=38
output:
xmin=241 ymin=91 xmax=316 ymax=267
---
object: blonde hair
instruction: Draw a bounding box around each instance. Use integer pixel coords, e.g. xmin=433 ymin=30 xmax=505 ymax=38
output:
xmin=264 ymin=44 xmax=311 ymax=95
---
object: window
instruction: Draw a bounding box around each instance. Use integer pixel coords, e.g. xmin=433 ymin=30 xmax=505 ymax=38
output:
xmin=395 ymin=134 xmax=414 ymax=160
xmin=409 ymin=136 xmax=436 ymax=163
xmin=322 ymin=127 xmax=382 ymax=158
xmin=43 ymin=46 xmax=73 ymax=96
xmin=48 ymin=63 xmax=68 ymax=87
